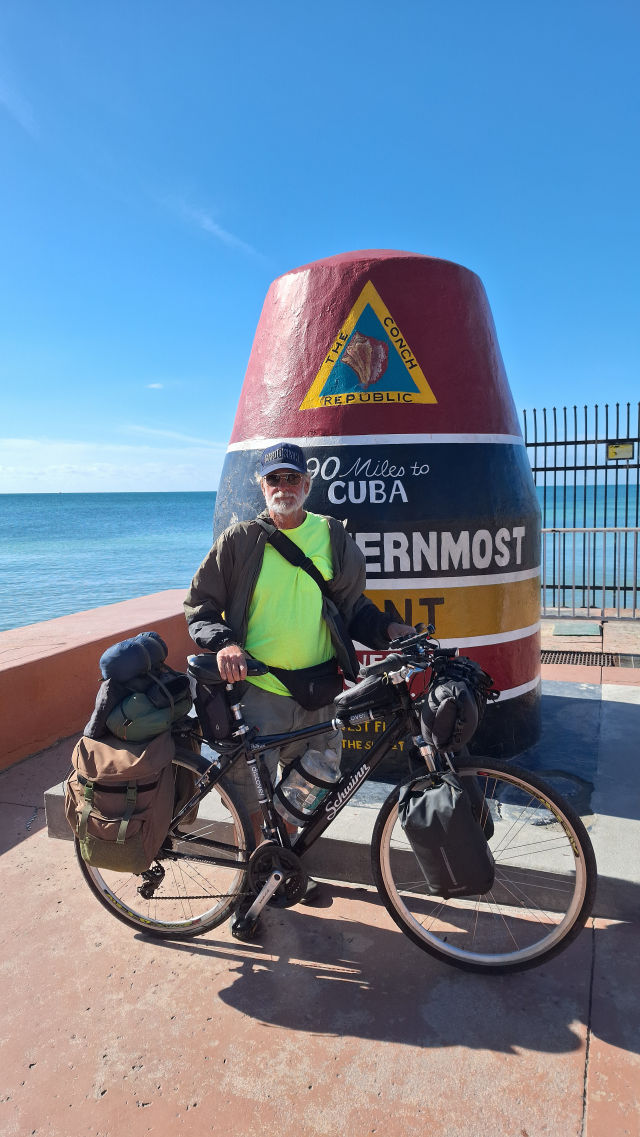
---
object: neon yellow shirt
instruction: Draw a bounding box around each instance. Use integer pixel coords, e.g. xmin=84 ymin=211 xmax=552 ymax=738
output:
xmin=245 ymin=512 xmax=334 ymax=696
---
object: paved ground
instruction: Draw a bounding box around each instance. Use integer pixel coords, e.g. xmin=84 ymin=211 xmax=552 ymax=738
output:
xmin=1 ymin=626 xmax=639 ymax=1137
xmin=540 ymin=613 xmax=640 ymax=686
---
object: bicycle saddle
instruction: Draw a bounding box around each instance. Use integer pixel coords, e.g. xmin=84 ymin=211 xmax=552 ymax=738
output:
xmin=187 ymin=654 xmax=267 ymax=684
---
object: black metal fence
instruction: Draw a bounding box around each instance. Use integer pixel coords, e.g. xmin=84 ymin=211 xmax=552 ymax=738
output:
xmin=521 ymin=402 xmax=640 ymax=615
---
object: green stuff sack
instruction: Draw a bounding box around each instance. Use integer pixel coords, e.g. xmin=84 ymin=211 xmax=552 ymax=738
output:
xmin=106 ymin=691 xmax=192 ymax=742
xmin=65 ymin=732 xmax=175 ymax=873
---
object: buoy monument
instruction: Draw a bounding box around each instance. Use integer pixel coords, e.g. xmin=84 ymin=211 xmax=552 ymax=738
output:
xmin=214 ymin=250 xmax=541 ymax=756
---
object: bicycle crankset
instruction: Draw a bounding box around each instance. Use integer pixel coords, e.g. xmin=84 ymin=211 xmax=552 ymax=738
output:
xmin=248 ymin=843 xmax=307 ymax=909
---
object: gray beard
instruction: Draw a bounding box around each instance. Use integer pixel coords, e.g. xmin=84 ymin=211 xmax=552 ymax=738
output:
xmin=269 ymin=492 xmax=308 ymax=516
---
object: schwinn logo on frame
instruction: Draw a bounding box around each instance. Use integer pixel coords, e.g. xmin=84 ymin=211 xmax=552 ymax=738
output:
xmin=325 ymin=762 xmax=371 ymax=821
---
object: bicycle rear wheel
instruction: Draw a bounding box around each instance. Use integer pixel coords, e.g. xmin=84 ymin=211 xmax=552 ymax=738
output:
xmin=76 ymin=750 xmax=254 ymax=939
xmin=372 ymin=759 xmax=597 ymax=973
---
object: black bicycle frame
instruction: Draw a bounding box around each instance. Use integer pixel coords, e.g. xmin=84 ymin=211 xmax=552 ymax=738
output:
xmin=181 ymin=711 xmax=411 ymax=849
xmin=170 ymin=679 xmax=423 ymax=866
xmin=291 ymin=713 xmax=408 ymax=856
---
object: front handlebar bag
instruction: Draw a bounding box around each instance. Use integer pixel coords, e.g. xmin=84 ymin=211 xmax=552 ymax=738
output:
xmin=398 ymin=772 xmax=495 ymax=899
xmin=333 ymin=673 xmax=399 ymax=719
xmin=420 ymin=655 xmax=498 ymax=751
xmin=420 ymin=678 xmax=480 ymax=751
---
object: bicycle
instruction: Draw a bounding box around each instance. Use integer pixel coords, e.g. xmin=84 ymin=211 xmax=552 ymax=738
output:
xmin=75 ymin=628 xmax=597 ymax=974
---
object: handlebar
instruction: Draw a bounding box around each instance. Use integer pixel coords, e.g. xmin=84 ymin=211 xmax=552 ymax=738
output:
xmin=359 ymin=626 xmax=442 ymax=679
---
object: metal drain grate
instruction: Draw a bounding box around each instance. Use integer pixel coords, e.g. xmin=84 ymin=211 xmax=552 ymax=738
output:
xmin=541 ymin=651 xmax=640 ymax=667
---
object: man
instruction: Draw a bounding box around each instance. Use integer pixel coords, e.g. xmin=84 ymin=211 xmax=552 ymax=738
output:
xmin=184 ymin=441 xmax=413 ymax=936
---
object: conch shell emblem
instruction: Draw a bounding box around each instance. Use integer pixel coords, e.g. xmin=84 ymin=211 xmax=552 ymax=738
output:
xmin=341 ymin=332 xmax=389 ymax=389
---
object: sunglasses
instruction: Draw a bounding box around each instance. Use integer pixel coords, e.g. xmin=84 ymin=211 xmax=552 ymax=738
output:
xmin=264 ymin=472 xmax=304 ymax=487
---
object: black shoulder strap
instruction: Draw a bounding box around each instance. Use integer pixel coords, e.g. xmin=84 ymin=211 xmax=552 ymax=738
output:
xmin=255 ymin=517 xmax=330 ymax=597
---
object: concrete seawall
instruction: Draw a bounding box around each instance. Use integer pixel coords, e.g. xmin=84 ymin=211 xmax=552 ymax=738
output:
xmin=3 ymin=598 xmax=640 ymax=773
xmin=0 ymin=590 xmax=192 ymax=770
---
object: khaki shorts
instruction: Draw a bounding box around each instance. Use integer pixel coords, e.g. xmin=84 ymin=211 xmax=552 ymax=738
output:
xmin=225 ymin=681 xmax=342 ymax=813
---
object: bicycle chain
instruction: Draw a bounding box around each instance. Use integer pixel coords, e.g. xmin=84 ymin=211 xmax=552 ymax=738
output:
xmin=148 ymin=892 xmax=245 ymax=901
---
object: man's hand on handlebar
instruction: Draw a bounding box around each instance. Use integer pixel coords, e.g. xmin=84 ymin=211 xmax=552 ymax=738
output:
xmin=216 ymin=643 xmax=248 ymax=683
xmin=386 ymin=621 xmax=416 ymax=641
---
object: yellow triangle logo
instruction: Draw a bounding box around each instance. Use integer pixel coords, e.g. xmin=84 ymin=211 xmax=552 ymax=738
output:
xmin=299 ymin=281 xmax=437 ymax=410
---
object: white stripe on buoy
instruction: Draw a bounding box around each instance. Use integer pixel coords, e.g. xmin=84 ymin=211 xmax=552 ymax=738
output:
xmin=367 ymin=566 xmax=541 ymax=589
xmin=434 ymin=622 xmax=541 ymax=648
xmin=227 ymin=433 xmax=525 ymax=450
xmin=494 ymin=677 xmax=541 ymax=702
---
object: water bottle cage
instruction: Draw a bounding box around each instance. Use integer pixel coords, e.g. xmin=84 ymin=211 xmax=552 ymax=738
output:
xmin=274 ymin=759 xmax=338 ymax=826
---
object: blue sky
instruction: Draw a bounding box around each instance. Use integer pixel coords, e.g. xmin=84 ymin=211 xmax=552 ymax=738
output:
xmin=1 ymin=0 xmax=638 ymax=492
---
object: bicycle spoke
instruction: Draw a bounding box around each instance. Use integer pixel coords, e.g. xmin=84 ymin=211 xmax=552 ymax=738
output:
xmin=372 ymin=760 xmax=596 ymax=972
xmin=77 ymin=767 xmax=252 ymax=938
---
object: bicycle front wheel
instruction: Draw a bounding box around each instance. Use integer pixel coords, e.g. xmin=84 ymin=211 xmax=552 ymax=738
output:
xmin=372 ymin=759 xmax=597 ymax=973
xmin=76 ymin=751 xmax=254 ymax=939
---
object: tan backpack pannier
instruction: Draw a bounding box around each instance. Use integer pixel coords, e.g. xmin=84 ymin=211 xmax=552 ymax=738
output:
xmin=65 ymin=732 xmax=175 ymax=874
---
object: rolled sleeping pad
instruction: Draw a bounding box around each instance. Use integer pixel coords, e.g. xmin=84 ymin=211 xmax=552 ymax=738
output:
xmin=99 ymin=631 xmax=168 ymax=683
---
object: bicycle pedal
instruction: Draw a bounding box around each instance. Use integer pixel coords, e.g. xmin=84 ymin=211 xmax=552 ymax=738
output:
xmin=230 ymin=914 xmax=260 ymax=942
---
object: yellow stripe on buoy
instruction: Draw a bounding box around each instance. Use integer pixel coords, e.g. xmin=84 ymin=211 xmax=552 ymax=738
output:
xmin=366 ymin=573 xmax=541 ymax=640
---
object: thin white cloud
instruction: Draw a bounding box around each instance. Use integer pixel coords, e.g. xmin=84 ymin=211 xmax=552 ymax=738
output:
xmin=123 ymin=425 xmax=227 ymax=448
xmin=0 ymin=437 xmax=227 ymax=492
xmin=173 ymin=199 xmax=261 ymax=258
xmin=146 ymin=382 xmax=164 ymax=389
xmin=0 ymin=76 xmax=37 ymax=137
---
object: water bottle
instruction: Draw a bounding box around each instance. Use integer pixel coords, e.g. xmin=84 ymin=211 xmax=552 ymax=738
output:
xmin=274 ymin=747 xmax=341 ymax=827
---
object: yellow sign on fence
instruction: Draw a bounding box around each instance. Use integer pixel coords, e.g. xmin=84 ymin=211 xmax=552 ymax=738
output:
xmin=607 ymin=442 xmax=634 ymax=460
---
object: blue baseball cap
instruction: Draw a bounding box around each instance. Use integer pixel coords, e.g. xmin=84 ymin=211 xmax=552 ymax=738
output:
xmin=258 ymin=442 xmax=308 ymax=477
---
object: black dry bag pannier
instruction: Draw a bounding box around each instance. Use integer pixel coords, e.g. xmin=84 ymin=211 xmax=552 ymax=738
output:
xmin=398 ymin=772 xmax=495 ymax=899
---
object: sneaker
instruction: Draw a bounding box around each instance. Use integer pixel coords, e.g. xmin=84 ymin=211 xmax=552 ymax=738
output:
xmin=299 ymin=877 xmax=322 ymax=906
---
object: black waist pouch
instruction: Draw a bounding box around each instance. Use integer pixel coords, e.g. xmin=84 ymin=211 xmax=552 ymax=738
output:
xmin=398 ymin=772 xmax=495 ymax=899
xmin=269 ymin=658 xmax=342 ymax=711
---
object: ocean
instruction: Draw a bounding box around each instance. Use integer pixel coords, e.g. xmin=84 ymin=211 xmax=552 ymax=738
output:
xmin=0 ymin=485 xmax=638 ymax=632
xmin=0 ymin=492 xmax=217 ymax=633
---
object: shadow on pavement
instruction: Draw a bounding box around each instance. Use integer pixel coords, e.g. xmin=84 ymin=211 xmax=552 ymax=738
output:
xmin=138 ymin=884 xmax=639 ymax=1058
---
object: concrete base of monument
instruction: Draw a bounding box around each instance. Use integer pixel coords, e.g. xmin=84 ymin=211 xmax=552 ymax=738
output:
xmin=471 ymin=684 xmax=542 ymax=760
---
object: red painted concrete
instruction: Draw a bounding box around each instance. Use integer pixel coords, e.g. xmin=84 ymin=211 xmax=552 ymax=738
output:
xmin=3 ymin=639 xmax=639 ymax=1134
xmin=541 ymin=663 xmax=603 ymax=684
xmin=461 ymin=631 xmax=540 ymax=692
xmin=0 ymin=811 xmax=604 ymax=1137
xmin=5 ymin=736 xmax=638 ymax=1137
xmin=231 ymin=250 xmax=521 ymax=440
xmin=584 ymin=919 xmax=640 ymax=1136
xmin=0 ymin=591 xmax=193 ymax=770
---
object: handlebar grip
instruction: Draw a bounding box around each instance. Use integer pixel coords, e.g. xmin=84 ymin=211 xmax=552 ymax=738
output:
xmin=359 ymin=653 xmax=405 ymax=679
